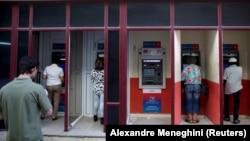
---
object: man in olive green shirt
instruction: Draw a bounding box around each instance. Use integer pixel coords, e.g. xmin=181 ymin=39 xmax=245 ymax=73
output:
xmin=0 ymin=56 xmax=53 ymax=141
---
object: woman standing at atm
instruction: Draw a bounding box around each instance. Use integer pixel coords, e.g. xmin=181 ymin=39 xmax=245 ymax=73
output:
xmin=181 ymin=56 xmax=202 ymax=123
xmin=91 ymin=58 xmax=104 ymax=124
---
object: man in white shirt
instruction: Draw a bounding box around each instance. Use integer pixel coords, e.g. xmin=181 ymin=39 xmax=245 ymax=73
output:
xmin=43 ymin=55 xmax=64 ymax=120
xmin=223 ymin=57 xmax=243 ymax=124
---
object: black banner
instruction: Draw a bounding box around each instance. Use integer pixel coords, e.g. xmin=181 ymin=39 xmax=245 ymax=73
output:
xmin=106 ymin=125 xmax=250 ymax=141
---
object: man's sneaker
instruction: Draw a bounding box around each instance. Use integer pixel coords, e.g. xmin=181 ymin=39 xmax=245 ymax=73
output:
xmin=233 ymin=119 xmax=240 ymax=124
xmin=223 ymin=117 xmax=230 ymax=121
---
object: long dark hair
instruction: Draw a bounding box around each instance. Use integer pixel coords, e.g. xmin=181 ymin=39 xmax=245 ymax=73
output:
xmin=52 ymin=55 xmax=60 ymax=64
xmin=94 ymin=58 xmax=104 ymax=70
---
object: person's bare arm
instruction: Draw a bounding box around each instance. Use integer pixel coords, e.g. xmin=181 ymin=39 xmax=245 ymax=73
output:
xmin=60 ymin=76 xmax=64 ymax=83
xmin=0 ymin=112 xmax=2 ymax=120
xmin=42 ymin=74 xmax=47 ymax=79
xmin=43 ymin=107 xmax=53 ymax=116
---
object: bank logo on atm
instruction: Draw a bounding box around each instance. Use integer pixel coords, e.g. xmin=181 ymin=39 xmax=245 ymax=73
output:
xmin=143 ymin=41 xmax=161 ymax=48
xmin=143 ymin=95 xmax=161 ymax=113
xmin=223 ymin=44 xmax=238 ymax=51
xmin=181 ymin=44 xmax=199 ymax=51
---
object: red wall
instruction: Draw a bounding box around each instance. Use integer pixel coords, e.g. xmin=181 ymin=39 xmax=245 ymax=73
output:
xmin=174 ymin=82 xmax=182 ymax=124
xmin=205 ymin=80 xmax=250 ymax=124
xmin=130 ymin=78 xmax=250 ymax=125
xmin=130 ymin=78 xmax=171 ymax=113
xmin=204 ymin=80 xmax=220 ymax=124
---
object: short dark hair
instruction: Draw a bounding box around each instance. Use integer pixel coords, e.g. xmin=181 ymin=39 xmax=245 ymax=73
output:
xmin=19 ymin=56 xmax=39 ymax=74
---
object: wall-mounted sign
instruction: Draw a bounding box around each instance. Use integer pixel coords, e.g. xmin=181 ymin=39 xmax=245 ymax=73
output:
xmin=52 ymin=43 xmax=65 ymax=50
xmin=143 ymin=41 xmax=161 ymax=48
xmin=223 ymin=44 xmax=238 ymax=51
xmin=143 ymin=94 xmax=161 ymax=113
xmin=181 ymin=44 xmax=199 ymax=51
xmin=97 ymin=43 xmax=104 ymax=50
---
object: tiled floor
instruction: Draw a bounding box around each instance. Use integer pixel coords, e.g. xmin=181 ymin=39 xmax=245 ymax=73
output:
xmin=0 ymin=116 xmax=105 ymax=141
xmin=1 ymin=114 xmax=250 ymax=141
xmin=223 ymin=115 xmax=250 ymax=125
xmin=128 ymin=114 xmax=250 ymax=125
xmin=180 ymin=115 xmax=213 ymax=125
xmin=41 ymin=116 xmax=105 ymax=137
xmin=127 ymin=114 xmax=171 ymax=125
xmin=128 ymin=114 xmax=213 ymax=125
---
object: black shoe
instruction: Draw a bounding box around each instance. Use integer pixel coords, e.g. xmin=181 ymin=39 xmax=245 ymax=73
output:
xmin=223 ymin=117 xmax=230 ymax=121
xmin=93 ymin=115 xmax=98 ymax=122
xmin=233 ymin=119 xmax=240 ymax=124
xmin=100 ymin=118 xmax=104 ymax=124
xmin=40 ymin=115 xmax=45 ymax=120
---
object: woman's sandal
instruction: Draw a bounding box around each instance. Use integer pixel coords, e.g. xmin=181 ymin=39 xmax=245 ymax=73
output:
xmin=185 ymin=119 xmax=193 ymax=123
xmin=52 ymin=117 xmax=58 ymax=121
xmin=193 ymin=119 xmax=199 ymax=123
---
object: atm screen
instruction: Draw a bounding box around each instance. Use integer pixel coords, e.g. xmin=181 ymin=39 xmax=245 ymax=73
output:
xmin=59 ymin=64 xmax=65 ymax=72
xmin=223 ymin=64 xmax=230 ymax=70
xmin=143 ymin=59 xmax=161 ymax=63
xmin=143 ymin=68 xmax=155 ymax=77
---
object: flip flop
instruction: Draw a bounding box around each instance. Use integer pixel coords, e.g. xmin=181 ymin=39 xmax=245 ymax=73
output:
xmin=52 ymin=117 xmax=58 ymax=121
xmin=193 ymin=119 xmax=199 ymax=123
xmin=185 ymin=119 xmax=193 ymax=123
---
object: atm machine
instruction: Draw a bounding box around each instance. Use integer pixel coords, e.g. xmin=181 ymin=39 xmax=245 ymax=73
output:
xmin=223 ymin=44 xmax=239 ymax=70
xmin=181 ymin=44 xmax=200 ymax=112
xmin=51 ymin=52 xmax=65 ymax=85
xmin=96 ymin=42 xmax=104 ymax=59
xmin=138 ymin=47 xmax=166 ymax=89
xmin=138 ymin=41 xmax=166 ymax=113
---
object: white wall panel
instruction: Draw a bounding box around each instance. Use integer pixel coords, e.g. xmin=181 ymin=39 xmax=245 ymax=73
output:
xmin=174 ymin=30 xmax=181 ymax=82
xmin=128 ymin=31 xmax=170 ymax=78
xmin=205 ymin=30 xmax=219 ymax=83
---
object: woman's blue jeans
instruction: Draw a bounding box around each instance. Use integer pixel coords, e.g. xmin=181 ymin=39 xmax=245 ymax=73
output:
xmin=184 ymin=84 xmax=201 ymax=114
xmin=94 ymin=92 xmax=104 ymax=118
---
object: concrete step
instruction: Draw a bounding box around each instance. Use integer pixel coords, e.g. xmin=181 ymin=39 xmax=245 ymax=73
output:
xmin=0 ymin=132 xmax=105 ymax=141
xmin=44 ymin=136 xmax=105 ymax=141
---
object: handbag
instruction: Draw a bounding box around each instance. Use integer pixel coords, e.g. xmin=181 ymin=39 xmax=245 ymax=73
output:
xmin=201 ymin=84 xmax=208 ymax=96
